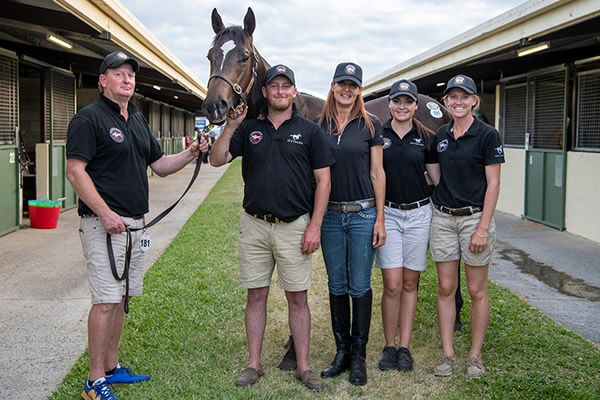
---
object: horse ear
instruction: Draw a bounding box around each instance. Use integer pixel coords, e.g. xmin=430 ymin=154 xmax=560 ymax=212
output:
xmin=211 ymin=8 xmax=225 ymax=34
xmin=243 ymin=7 xmax=255 ymax=36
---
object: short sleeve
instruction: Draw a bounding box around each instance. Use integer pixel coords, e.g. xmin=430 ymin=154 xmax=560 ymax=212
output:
xmin=66 ymin=115 xmax=96 ymax=162
xmin=228 ymin=121 xmax=248 ymax=160
xmin=483 ymin=128 xmax=505 ymax=165
xmin=310 ymin=125 xmax=335 ymax=170
xmin=369 ymin=117 xmax=384 ymax=146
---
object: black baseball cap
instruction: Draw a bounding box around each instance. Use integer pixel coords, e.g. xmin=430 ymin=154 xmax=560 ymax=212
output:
xmin=333 ymin=62 xmax=362 ymax=86
xmin=99 ymin=51 xmax=140 ymax=75
xmin=443 ymin=74 xmax=477 ymax=95
xmin=389 ymin=79 xmax=418 ymax=102
xmin=265 ymin=64 xmax=295 ymax=85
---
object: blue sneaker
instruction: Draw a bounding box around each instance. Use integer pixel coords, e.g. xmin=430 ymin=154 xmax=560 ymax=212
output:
xmin=82 ymin=377 xmax=118 ymax=400
xmin=105 ymin=365 xmax=150 ymax=385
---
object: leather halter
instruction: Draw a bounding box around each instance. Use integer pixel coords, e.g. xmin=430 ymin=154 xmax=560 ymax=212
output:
xmin=207 ymin=46 xmax=259 ymax=106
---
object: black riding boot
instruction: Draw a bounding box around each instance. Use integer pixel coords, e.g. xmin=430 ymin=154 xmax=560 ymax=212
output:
xmin=349 ymin=289 xmax=372 ymax=386
xmin=321 ymin=293 xmax=352 ymax=378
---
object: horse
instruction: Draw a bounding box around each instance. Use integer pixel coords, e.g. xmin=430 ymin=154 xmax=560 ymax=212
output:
xmin=202 ymin=7 xmax=452 ymax=131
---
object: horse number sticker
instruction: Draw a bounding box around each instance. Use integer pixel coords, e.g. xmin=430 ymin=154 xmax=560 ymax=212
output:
xmin=139 ymin=234 xmax=151 ymax=253
xmin=430 ymin=109 xmax=443 ymax=119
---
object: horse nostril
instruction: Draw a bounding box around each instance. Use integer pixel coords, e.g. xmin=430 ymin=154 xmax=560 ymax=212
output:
xmin=218 ymin=99 xmax=229 ymax=115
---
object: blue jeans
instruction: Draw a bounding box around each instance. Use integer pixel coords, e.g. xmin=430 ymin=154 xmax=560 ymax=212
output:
xmin=321 ymin=207 xmax=377 ymax=297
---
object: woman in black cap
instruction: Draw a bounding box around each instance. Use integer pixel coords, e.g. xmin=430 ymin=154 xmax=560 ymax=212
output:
xmin=430 ymin=74 xmax=504 ymax=379
xmin=375 ymin=79 xmax=440 ymax=373
xmin=317 ymin=62 xmax=386 ymax=386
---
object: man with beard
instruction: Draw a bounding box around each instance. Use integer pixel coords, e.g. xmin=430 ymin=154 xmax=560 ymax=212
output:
xmin=211 ymin=64 xmax=334 ymax=392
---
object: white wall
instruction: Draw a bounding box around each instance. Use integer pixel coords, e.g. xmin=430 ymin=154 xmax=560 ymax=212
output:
xmin=497 ymin=147 xmax=525 ymax=217
xmin=565 ymin=152 xmax=600 ymax=242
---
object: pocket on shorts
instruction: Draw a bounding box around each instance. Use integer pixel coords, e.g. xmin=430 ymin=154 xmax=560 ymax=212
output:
xmin=358 ymin=207 xmax=377 ymax=219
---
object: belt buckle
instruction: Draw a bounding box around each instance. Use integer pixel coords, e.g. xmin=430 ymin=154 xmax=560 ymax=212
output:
xmin=341 ymin=204 xmax=350 ymax=213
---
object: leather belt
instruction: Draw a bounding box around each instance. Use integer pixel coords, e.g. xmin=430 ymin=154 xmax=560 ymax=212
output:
xmin=328 ymin=199 xmax=376 ymax=213
xmin=386 ymin=198 xmax=430 ymax=211
xmin=82 ymin=213 xmax=144 ymax=220
xmin=434 ymin=203 xmax=481 ymax=216
xmin=247 ymin=211 xmax=284 ymax=224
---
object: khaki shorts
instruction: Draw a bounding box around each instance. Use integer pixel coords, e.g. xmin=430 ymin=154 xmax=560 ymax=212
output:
xmin=79 ymin=216 xmax=146 ymax=304
xmin=238 ymin=212 xmax=312 ymax=291
xmin=429 ymin=208 xmax=496 ymax=266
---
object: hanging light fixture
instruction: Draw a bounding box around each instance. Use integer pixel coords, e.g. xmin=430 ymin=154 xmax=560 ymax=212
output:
xmin=46 ymin=34 xmax=72 ymax=49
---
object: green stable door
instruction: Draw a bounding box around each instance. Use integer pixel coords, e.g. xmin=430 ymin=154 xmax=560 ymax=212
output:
xmin=0 ymin=146 xmax=19 ymax=236
xmin=523 ymin=68 xmax=568 ymax=230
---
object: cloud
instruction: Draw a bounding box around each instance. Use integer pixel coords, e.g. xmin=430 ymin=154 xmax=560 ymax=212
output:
xmin=121 ymin=0 xmax=524 ymax=98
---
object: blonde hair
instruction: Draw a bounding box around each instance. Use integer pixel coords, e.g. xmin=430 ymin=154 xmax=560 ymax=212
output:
xmin=318 ymin=85 xmax=376 ymax=138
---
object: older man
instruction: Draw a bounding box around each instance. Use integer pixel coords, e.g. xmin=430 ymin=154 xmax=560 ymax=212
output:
xmin=67 ymin=51 xmax=206 ymax=400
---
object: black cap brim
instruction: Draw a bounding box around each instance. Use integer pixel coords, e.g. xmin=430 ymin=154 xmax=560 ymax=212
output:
xmin=333 ymin=75 xmax=362 ymax=86
xmin=389 ymin=92 xmax=418 ymax=101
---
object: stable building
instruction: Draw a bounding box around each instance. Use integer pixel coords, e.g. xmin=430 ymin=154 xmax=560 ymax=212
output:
xmin=0 ymin=0 xmax=207 ymax=236
xmin=364 ymin=0 xmax=600 ymax=243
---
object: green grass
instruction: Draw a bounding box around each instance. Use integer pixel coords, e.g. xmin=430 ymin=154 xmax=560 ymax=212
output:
xmin=51 ymin=159 xmax=600 ymax=399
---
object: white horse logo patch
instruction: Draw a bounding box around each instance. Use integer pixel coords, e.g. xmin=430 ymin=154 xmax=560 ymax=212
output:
xmin=109 ymin=128 xmax=124 ymax=143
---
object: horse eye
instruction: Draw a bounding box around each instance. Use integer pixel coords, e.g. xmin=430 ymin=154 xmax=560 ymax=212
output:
xmin=241 ymin=54 xmax=250 ymax=62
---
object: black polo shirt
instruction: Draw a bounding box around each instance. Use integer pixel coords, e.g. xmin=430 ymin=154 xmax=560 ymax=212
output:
xmin=66 ymin=94 xmax=163 ymax=217
xmin=318 ymin=116 xmax=384 ymax=202
xmin=432 ymin=118 xmax=505 ymax=208
xmin=382 ymin=120 xmax=438 ymax=204
xmin=229 ymin=105 xmax=335 ymax=222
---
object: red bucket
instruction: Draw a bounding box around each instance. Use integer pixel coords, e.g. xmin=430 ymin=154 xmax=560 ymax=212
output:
xmin=28 ymin=200 xmax=62 ymax=229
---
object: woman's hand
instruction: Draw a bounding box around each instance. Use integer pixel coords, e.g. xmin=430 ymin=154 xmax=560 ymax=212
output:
xmin=372 ymin=219 xmax=386 ymax=248
xmin=469 ymin=230 xmax=488 ymax=253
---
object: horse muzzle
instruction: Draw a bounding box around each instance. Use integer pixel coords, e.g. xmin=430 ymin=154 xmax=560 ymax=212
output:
xmin=202 ymin=96 xmax=231 ymax=125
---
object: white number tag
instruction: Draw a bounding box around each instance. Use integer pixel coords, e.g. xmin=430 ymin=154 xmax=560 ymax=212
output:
xmin=139 ymin=234 xmax=151 ymax=253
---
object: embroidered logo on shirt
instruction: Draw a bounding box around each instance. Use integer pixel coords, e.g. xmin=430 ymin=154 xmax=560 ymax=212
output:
xmin=287 ymin=133 xmax=303 ymax=145
xmin=383 ymin=137 xmax=392 ymax=149
xmin=249 ymin=131 xmax=263 ymax=144
xmin=410 ymin=138 xmax=424 ymax=146
xmin=495 ymin=145 xmax=504 ymax=157
xmin=109 ymin=128 xmax=124 ymax=143
xmin=437 ymin=138 xmax=449 ymax=152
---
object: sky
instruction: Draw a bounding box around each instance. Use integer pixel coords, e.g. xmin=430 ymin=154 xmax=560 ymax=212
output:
xmin=120 ymin=0 xmax=526 ymax=98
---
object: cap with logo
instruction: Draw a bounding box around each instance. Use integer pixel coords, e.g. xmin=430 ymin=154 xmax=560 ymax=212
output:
xmin=333 ymin=62 xmax=362 ymax=86
xmin=265 ymin=64 xmax=295 ymax=85
xmin=443 ymin=74 xmax=477 ymax=95
xmin=99 ymin=51 xmax=140 ymax=75
xmin=389 ymin=79 xmax=418 ymax=102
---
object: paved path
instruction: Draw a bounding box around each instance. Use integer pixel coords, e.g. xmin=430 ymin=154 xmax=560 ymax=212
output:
xmin=0 ymin=163 xmax=228 ymax=400
xmin=489 ymin=212 xmax=600 ymax=345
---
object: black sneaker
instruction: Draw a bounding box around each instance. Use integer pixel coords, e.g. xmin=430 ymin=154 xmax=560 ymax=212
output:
xmin=397 ymin=347 xmax=414 ymax=371
xmin=378 ymin=346 xmax=397 ymax=371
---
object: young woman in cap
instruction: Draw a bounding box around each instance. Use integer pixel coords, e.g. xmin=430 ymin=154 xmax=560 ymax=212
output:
xmin=317 ymin=62 xmax=386 ymax=386
xmin=430 ymin=74 xmax=504 ymax=379
xmin=375 ymin=79 xmax=440 ymax=373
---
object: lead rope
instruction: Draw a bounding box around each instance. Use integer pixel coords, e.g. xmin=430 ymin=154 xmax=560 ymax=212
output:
xmin=106 ymin=124 xmax=216 ymax=313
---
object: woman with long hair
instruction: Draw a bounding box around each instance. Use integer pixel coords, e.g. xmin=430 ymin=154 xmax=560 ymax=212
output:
xmin=375 ymin=79 xmax=440 ymax=372
xmin=431 ymin=74 xmax=504 ymax=379
xmin=318 ymin=62 xmax=386 ymax=386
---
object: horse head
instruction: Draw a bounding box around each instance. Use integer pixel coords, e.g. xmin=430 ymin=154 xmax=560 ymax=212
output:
xmin=203 ymin=8 xmax=264 ymax=124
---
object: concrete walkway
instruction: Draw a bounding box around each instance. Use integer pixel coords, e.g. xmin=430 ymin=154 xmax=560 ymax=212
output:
xmin=1 ymin=165 xmax=599 ymax=399
xmin=489 ymin=211 xmax=600 ymax=345
xmin=0 ymin=163 xmax=228 ymax=400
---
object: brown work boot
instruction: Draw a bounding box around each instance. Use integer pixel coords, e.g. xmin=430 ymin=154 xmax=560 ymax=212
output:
xmin=295 ymin=369 xmax=324 ymax=392
xmin=235 ymin=367 xmax=264 ymax=387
